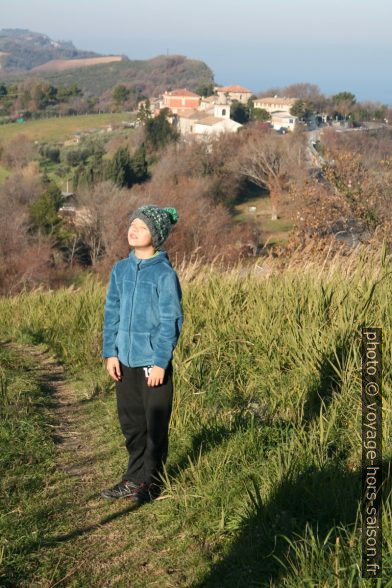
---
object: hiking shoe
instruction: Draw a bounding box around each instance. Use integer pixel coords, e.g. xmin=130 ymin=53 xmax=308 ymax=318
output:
xmin=100 ymin=479 xmax=140 ymax=500
xmin=129 ymin=482 xmax=162 ymax=503
xmin=148 ymin=482 xmax=163 ymax=500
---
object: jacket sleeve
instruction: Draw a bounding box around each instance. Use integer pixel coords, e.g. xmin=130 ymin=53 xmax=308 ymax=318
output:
xmin=153 ymin=270 xmax=184 ymax=370
xmin=102 ymin=263 xmax=120 ymax=359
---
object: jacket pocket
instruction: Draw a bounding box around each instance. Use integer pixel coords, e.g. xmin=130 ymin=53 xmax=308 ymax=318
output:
xmin=130 ymin=331 xmax=153 ymax=360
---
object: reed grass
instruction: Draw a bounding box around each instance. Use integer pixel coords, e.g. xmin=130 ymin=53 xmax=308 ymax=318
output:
xmin=0 ymin=241 xmax=391 ymax=586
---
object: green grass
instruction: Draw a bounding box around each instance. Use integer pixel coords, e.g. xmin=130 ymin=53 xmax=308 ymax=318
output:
xmin=0 ymin=343 xmax=84 ymax=585
xmin=233 ymin=192 xmax=294 ymax=245
xmin=0 ymin=112 xmax=136 ymax=143
xmin=0 ymin=245 xmax=391 ymax=586
xmin=0 ymin=163 xmax=11 ymax=183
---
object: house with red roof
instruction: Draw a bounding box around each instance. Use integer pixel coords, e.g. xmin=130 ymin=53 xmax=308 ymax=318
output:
xmin=160 ymin=88 xmax=201 ymax=114
xmin=214 ymin=84 xmax=253 ymax=104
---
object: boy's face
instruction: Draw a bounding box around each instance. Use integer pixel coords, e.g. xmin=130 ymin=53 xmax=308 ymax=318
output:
xmin=128 ymin=217 xmax=153 ymax=248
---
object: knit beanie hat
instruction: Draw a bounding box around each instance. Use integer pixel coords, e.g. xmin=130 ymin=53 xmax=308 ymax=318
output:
xmin=128 ymin=204 xmax=179 ymax=250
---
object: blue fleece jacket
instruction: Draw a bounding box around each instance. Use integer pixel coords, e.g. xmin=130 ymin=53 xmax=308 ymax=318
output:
xmin=102 ymin=249 xmax=183 ymax=369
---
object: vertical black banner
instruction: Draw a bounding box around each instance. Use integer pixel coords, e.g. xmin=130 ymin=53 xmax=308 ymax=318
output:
xmin=361 ymin=327 xmax=382 ymax=578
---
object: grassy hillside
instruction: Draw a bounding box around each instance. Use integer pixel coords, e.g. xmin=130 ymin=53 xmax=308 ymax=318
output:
xmin=0 ymin=111 xmax=136 ymax=143
xmin=233 ymin=189 xmax=295 ymax=247
xmin=0 ymin=54 xmax=214 ymax=98
xmin=0 ymin=247 xmax=391 ymax=586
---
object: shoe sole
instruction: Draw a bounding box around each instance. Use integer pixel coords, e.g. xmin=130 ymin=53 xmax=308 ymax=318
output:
xmin=100 ymin=485 xmax=162 ymax=503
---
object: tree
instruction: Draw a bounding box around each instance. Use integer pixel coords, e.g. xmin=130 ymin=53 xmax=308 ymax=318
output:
xmin=57 ymin=83 xmax=82 ymax=102
xmin=232 ymin=129 xmax=304 ymax=219
xmin=331 ymin=92 xmax=356 ymax=120
xmin=64 ymin=148 xmax=90 ymax=167
xmin=144 ymin=108 xmax=179 ymax=151
xmin=28 ymin=182 xmax=63 ymax=235
xmin=1 ymin=134 xmax=35 ymax=168
xmin=71 ymin=140 xmax=148 ymax=190
xmin=113 ymin=85 xmax=130 ymax=105
xmin=137 ymin=98 xmax=152 ymax=123
xmin=321 ymin=145 xmax=384 ymax=231
xmin=230 ymin=101 xmax=249 ymax=124
xmin=332 ymin=91 xmax=356 ymax=105
xmin=290 ymin=99 xmax=315 ymax=120
xmin=374 ymin=104 xmax=388 ymax=121
xmin=283 ymin=82 xmax=322 ymax=100
xmin=106 ymin=147 xmax=134 ymax=188
xmin=251 ymin=107 xmax=270 ymax=121
xmin=131 ymin=142 xmax=149 ymax=183
xmin=39 ymin=144 xmax=60 ymax=163
xmin=248 ymin=96 xmax=270 ymax=122
xmin=196 ymin=83 xmax=214 ymax=97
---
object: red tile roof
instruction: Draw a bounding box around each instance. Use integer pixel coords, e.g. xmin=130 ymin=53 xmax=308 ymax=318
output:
xmin=163 ymin=88 xmax=200 ymax=97
xmin=216 ymin=85 xmax=252 ymax=93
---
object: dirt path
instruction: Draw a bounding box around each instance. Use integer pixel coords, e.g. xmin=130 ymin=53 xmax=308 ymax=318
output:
xmin=4 ymin=341 xmax=91 ymax=478
xmin=2 ymin=341 xmax=192 ymax=586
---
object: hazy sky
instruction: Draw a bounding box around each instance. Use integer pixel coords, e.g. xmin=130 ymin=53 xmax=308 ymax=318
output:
xmin=3 ymin=0 xmax=392 ymax=105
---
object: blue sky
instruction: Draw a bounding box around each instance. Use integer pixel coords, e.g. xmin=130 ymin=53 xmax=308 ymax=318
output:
xmin=3 ymin=0 xmax=392 ymax=105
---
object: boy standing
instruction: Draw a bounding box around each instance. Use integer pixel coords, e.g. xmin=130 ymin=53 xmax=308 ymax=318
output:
xmin=101 ymin=205 xmax=183 ymax=503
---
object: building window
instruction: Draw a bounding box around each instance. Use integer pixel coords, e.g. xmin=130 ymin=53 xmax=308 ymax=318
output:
xmin=222 ymin=109 xmax=226 ymax=115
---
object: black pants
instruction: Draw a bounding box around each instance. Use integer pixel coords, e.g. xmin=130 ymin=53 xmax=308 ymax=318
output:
xmin=115 ymin=359 xmax=174 ymax=486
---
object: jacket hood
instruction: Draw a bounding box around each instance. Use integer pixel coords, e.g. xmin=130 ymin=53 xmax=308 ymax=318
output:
xmin=128 ymin=248 xmax=172 ymax=268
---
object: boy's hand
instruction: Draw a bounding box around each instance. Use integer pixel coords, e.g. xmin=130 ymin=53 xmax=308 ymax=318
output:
xmin=106 ymin=357 xmax=122 ymax=381
xmin=147 ymin=365 xmax=165 ymax=387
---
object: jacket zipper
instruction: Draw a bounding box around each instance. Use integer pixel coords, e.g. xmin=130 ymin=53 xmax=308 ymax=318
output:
xmin=128 ymin=259 xmax=142 ymax=363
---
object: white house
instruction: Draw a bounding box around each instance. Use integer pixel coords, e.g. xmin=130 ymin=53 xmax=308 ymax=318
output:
xmin=253 ymin=95 xmax=297 ymax=114
xmin=176 ymin=104 xmax=241 ymax=138
xmin=270 ymin=112 xmax=298 ymax=132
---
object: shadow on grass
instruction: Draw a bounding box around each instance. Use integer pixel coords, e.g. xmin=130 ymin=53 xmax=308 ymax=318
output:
xmin=302 ymin=341 xmax=347 ymax=426
xmin=39 ymin=500 xmax=143 ymax=546
xmin=193 ymin=459 xmax=391 ymax=587
xmin=165 ymin=411 xmax=291 ymax=482
xmin=188 ymin=341 xmax=389 ymax=586
xmin=0 ymin=499 xmax=144 ymax=586
xmin=230 ymin=179 xmax=269 ymax=211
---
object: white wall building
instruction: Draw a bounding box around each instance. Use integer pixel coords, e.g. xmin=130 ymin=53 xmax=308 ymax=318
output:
xmin=270 ymin=112 xmax=298 ymax=132
xmin=253 ymin=95 xmax=297 ymax=114
xmin=176 ymin=104 xmax=241 ymax=138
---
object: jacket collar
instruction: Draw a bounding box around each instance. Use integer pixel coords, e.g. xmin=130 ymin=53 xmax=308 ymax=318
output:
xmin=128 ymin=248 xmax=169 ymax=267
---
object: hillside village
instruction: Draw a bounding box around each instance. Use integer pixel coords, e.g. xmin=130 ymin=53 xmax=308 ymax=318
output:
xmin=56 ymin=83 xmax=380 ymax=227
xmin=138 ymin=84 xmax=307 ymax=139
xmin=57 ymin=85 xmax=308 ymax=224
